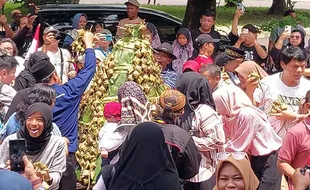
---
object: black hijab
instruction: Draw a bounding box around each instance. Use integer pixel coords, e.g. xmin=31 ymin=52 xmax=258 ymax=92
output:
xmin=17 ymin=102 xmax=53 ymax=155
xmin=176 ymin=72 xmax=216 ymax=132
xmin=111 ymin=122 xmax=180 ymax=190
xmin=288 ymin=29 xmax=305 ymax=49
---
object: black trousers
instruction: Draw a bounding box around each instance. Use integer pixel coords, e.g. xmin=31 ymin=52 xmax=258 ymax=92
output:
xmin=59 ymin=152 xmax=77 ymax=190
xmin=250 ymin=151 xmax=282 ymax=190
xmin=183 ymin=173 xmax=216 ymax=190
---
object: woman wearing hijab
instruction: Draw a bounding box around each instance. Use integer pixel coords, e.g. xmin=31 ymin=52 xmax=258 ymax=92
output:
xmin=155 ymin=89 xmax=201 ymax=181
xmin=146 ymin=22 xmax=161 ymax=49
xmin=213 ymin=152 xmax=259 ymax=190
xmin=176 ymin=72 xmax=225 ymax=190
xmin=172 ymin=28 xmax=194 ymax=74
xmin=0 ymin=102 xmax=66 ymax=190
xmin=63 ymin=13 xmax=88 ymax=49
xmin=98 ymin=81 xmax=152 ymax=164
xmin=94 ymin=122 xmax=181 ymax=190
xmin=213 ymin=79 xmax=282 ymax=189
xmin=111 ymin=122 xmax=180 ymax=190
xmin=270 ymin=29 xmax=307 ymax=72
xmin=235 ymin=60 xmax=268 ymax=94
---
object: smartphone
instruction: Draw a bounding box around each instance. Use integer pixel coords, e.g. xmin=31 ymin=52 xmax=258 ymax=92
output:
xmin=98 ymin=33 xmax=113 ymax=42
xmin=29 ymin=4 xmax=36 ymax=16
xmin=9 ymin=139 xmax=26 ymax=172
xmin=284 ymin=25 xmax=292 ymax=33
xmin=237 ymin=3 xmax=245 ymax=13
xmin=241 ymin=28 xmax=249 ymax=35
xmin=104 ymin=34 xmax=113 ymax=42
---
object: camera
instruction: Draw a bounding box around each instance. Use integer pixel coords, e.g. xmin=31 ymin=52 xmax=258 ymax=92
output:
xmin=55 ymin=33 xmax=62 ymax=41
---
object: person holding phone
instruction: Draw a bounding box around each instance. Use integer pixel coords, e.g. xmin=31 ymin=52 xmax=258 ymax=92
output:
xmin=39 ymin=26 xmax=76 ymax=84
xmin=94 ymin=29 xmax=113 ymax=60
xmin=270 ymin=29 xmax=307 ymax=72
xmin=12 ymin=5 xmax=38 ymax=58
xmin=229 ymin=9 xmax=268 ymax=66
xmin=0 ymin=102 xmax=66 ymax=190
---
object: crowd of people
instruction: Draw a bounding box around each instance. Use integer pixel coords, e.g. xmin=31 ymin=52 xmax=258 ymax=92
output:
xmin=0 ymin=0 xmax=310 ymax=189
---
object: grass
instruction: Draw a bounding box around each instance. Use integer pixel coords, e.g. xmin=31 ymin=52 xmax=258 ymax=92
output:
xmin=3 ymin=2 xmax=28 ymax=22
xmin=142 ymin=5 xmax=310 ymax=28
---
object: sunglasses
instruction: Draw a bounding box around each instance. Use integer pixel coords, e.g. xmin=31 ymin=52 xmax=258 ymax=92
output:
xmin=217 ymin=152 xmax=247 ymax=161
xmin=290 ymin=35 xmax=300 ymax=39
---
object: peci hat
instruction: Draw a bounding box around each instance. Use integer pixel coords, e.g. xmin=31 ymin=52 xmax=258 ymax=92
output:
xmin=43 ymin=26 xmax=59 ymax=34
xmin=125 ymin=0 xmax=140 ymax=8
xmin=29 ymin=52 xmax=55 ymax=82
xmin=195 ymin=34 xmax=220 ymax=47
xmin=225 ymin=46 xmax=245 ymax=59
xmin=153 ymin=42 xmax=177 ymax=60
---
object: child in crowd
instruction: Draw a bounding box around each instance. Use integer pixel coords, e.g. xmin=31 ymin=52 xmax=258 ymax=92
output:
xmin=94 ymin=29 xmax=113 ymax=59
xmin=98 ymin=101 xmax=122 ymax=167
xmin=172 ymin=28 xmax=194 ymax=74
xmin=0 ymin=51 xmax=18 ymax=123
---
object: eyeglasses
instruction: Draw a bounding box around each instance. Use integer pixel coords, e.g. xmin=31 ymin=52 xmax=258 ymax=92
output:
xmin=217 ymin=152 xmax=247 ymax=161
xmin=290 ymin=35 xmax=300 ymax=39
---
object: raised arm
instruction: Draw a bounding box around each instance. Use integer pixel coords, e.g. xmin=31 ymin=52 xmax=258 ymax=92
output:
xmin=63 ymin=31 xmax=96 ymax=97
xmin=231 ymin=9 xmax=243 ymax=36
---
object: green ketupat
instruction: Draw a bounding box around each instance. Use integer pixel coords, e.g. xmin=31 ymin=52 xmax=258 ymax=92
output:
xmin=76 ymin=23 xmax=166 ymax=187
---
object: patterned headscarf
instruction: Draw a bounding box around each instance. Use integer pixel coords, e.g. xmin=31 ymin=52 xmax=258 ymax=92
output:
xmin=172 ymin=28 xmax=194 ymax=73
xmin=117 ymin=82 xmax=151 ymax=127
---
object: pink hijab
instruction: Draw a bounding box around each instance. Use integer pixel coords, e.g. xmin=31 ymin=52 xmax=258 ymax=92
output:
xmin=235 ymin=61 xmax=268 ymax=80
xmin=213 ymin=82 xmax=268 ymax=121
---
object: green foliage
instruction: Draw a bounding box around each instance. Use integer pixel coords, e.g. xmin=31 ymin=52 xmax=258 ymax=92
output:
xmin=3 ymin=2 xmax=27 ymax=22
xmin=142 ymin=5 xmax=310 ymax=32
xmin=259 ymin=14 xmax=310 ymax=32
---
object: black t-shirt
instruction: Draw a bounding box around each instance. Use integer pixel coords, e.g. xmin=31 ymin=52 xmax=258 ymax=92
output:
xmin=190 ymin=28 xmax=221 ymax=54
xmin=228 ymin=32 xmax=267 ymax=65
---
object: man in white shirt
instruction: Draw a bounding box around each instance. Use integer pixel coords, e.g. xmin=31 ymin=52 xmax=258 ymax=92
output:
xmin=249 ymin=46 xmax=310 ymax=138
xmin=39 ymin=26 xmax=76 ymax=84
xmin=116 ymin=0 xmax=145 ymax=38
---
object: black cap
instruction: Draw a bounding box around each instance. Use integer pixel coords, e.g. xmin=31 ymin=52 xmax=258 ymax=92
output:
xmin=284 ymin=9 xmax=295 ymax=17
xmin=29 ymin=52 xmax=55 ymax=82
xmin=215 ymin=47 xmax=245 ymax=67
xmin=225 ymin=46 xmax=245 ymax=58
xmin=242 ymin=24 xmax=260 ymax=34
xmin=195 ymin=34 xmax=220 ymax=47
xmin=153 ymin=42 xmax=177 ymax=60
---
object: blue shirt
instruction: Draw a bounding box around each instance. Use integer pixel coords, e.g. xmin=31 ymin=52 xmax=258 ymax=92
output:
xmin=161 ymin=65 xmax=177 ymax=89
xmin=52 ymin=49 xmax=96 ymax=152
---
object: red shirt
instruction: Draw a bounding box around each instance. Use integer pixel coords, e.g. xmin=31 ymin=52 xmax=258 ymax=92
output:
xmin=278 ymin=120 xmax=310 ymax=190
xmin=194 ymin=55 xmax=213 ymax=66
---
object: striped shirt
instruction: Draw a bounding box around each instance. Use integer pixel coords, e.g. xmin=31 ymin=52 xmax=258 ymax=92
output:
xmin=189 ymin=104 xmax=225 ymax=182
xmin=161 ymin=67 xmax=177 ymax=89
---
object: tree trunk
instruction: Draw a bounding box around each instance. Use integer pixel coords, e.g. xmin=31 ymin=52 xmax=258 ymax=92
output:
xmin=267 ymin=0 xmax=286 ymax=15
xmin=224 ymin=0 xmax=241 ymax=8
xmin=182 ymin=0 xmax=216 ymax=29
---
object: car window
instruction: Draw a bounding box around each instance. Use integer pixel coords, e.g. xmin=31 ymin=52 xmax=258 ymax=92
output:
xmin=38 ymin=8 xmax=181 ymax=44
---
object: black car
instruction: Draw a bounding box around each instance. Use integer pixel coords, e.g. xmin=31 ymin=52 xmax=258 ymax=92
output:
xmin=37 ymin=4 xmax=183 ymax=44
